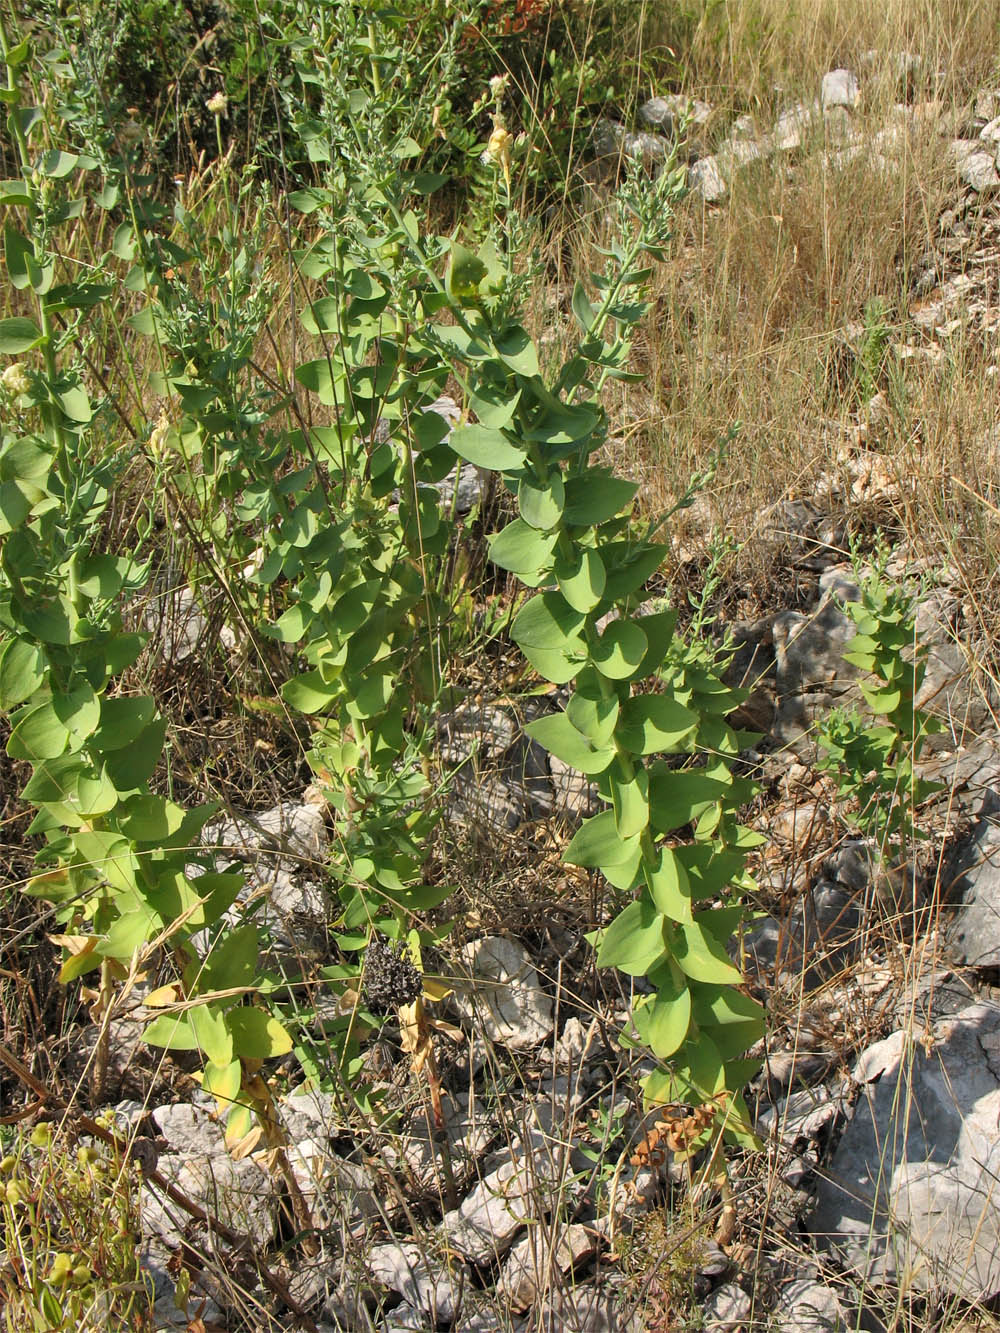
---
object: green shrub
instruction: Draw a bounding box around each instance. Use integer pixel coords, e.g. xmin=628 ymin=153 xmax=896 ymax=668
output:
xmin=817 ymin=549 xmax=942 ymax=870
xmin=0 ymin=0 xmax=764 ymax=1172
xmin=0 ymin=1120 xmax=154 ymax=1333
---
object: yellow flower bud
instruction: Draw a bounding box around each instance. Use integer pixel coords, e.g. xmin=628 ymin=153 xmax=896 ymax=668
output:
xmin=2 ymin=363 xmax=32 ymax=396
xmin=48 ymin=1252 xmax=74 ymax=1284
xmin=29 ymin=1122 xmax=52 ymax=1149
xmin=206 ymin=92 xmax=228 ymax=116
xmin=148 ymin=411 xmax=172 ymax=460
xmin=486 ymin=125 xmax=513 ymax=163
xmin=484 ymin=121 xmax=514 ymax=186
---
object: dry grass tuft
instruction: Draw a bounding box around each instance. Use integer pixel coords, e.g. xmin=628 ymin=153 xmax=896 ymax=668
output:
xmin=664 ymin=0 xmax=1000 ymax=112
xmin=528 ymin=1 xmax=1000 ymax=623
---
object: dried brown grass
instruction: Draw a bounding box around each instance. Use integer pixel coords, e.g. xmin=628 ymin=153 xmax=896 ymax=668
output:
xmin=663 ymin=0 xmax=1000 ymax=111
xmin=530 ymin=2 xmax=1000 ymax=620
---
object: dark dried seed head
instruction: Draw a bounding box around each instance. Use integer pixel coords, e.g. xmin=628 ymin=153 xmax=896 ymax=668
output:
xmin=362 ymin=937 xmax=423 ymax=1012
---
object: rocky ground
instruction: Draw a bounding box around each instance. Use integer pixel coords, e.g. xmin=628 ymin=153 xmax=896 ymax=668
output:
xmin=90 ymin=464 xmax=1000 ymax=1332
xmin=9 ymin=58 xmax=1000 ymax=1333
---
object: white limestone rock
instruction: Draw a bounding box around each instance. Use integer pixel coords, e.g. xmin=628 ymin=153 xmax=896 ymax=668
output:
xmin=950 ymin=139 xmax=1000 ymax=190
xmin=810 ymin=1001 xmax=1000 ymax=1299
xmin=367 ymin=1242 xmax=470 ymax=1323
xmin=821 ymin=69 xmax=860 ymax=110
xmin=689 ymin=155 xmax=727 ymax=202
xmin=452 ymin=936 xmax=554 ymax=1051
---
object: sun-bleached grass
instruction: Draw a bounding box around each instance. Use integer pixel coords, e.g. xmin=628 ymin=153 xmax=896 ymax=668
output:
xmin=528 ymin=4 xmax=1000 ymax=620
xmin=656 ymin=0 xmax=1000 ymax=114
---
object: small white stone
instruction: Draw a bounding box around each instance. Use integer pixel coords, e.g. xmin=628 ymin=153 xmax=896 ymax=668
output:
xmin=452 ymin=936 xmax=553 ymax=1050
xmin=623 ymin=131 xmax=668 ymax=166
xmin=704 ymin=1281 xmax=752 ymax=1330
xmin=950 ymin=139 xmax=1000 ymax=190
xmin=152 ymin=1103 xmax=222 ymax=1156
xmin=439 ymin=1143 xmax=560 ymax=1263
xmin=773 ymin=1278 xmax=848 ymax=1332
xmin=549 ymin=753 xmax=598 ymax=822
xmin=143 ymin=585 xmax=237 ymax=664
xmin=591 ymin=118 xmax=625 ymax=159
xmin=758 ymin=1085 xmax=843 ymax=1144
xmin=821 ymin=69 xmax=860 ymax=109
xmin=722 ymin=135 xmax=764 ymax=166
xmin=639 ymin=94 xmax=712 ymax=133
xmin=689 ymin=155 xmax=727 ymax=202
xmin=499 ymin=1224 xmax=596 ymax=1311
xmin=773 ymin=102 xmax=817 ymax=151
xmin=380 ymin=1092 xmax=492 ymax=1195
xmin=367 ymin=1243 xmax=469 ymax=1322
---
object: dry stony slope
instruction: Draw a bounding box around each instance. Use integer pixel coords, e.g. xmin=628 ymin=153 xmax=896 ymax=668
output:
xmin=7 ymin=48 xmax=1000 ymax=1333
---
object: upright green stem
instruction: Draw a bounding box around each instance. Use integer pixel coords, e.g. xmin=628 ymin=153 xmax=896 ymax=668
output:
xmin=0 ymin=9 xmax=73 ymax=490
xmin=367 ymin=23 xmax=383 ymax=97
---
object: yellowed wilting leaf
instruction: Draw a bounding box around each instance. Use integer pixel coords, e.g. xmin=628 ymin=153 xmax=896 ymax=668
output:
xmin=253 ymin=1146 xmax=289 ymax=1174
xmin=50 ymin=935 xmax=100 ymax=984
xmin=406 ymin=928 xmax=424 ymax=972
xmin=398 ymin=999 xmax=422 ymax=1053
xmin=202 ymin=1058 xmax=242 ymax=1114
xmin=427 ymin=1016 xmax=465 ymax=1044
xmin=224 ymin=1101 xmax=253 ymax=1144
xmin=399 ymin=998 xmax=432 ymax=1074
xmin=231 ymin=1126 xmax=264 ymax=1160
xmin=421 ymin=976 xmax=453 ymax=1002
xmin=244 ymin=1074 xmax=271 ymax=1103
xmin=226 ymin=1113 xmax=263 ymax=1159
xmin=49 ymin=932 xmax=93 ymax=953
xmin=30 ymin=868 xmax=71 ymax=895
xmin=145 ymin=983 xmax=184 ymax=1008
